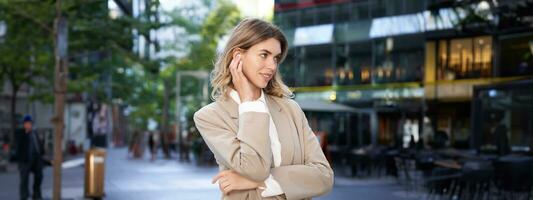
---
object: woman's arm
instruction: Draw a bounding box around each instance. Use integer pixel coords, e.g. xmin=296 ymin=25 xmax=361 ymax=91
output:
xmin=194 ymin=105 xmax=272 ymax=182
xmin=269 ymin=100 xmax=334 ymax=200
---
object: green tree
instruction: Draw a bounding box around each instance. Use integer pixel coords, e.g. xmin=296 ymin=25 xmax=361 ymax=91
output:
xmin=0 ymin=0 xmax=157 ymax=145
xmin=153 ymin=0 xmax=240 ymax=158
xmin=0 ymin=1 xmax=55 ymax=144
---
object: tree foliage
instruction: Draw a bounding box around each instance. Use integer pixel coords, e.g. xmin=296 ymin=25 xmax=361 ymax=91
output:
xmin=0 ymin=0 xmax=242 ymax=133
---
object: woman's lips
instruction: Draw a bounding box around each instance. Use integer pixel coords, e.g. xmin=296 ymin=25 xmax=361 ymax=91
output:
xmin=260 ymin=73 xmax=272 ymax=80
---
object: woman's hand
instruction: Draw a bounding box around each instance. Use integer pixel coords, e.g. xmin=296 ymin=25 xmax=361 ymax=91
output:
xmin=229 ymin=52 xmax=255 ymax=102
xmin=212 ymin=170 xmax=262 ymax=196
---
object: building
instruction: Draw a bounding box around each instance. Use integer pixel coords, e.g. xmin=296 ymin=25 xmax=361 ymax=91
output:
xmin=273 ymin=0 xmax=533 ymax=158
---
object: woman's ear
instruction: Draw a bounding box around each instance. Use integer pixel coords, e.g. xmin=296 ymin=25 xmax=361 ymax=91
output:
xmin=232 ymin=48 xmax=245 ymax=59
xmin=232 ymin=48 xmax=241 ymax=59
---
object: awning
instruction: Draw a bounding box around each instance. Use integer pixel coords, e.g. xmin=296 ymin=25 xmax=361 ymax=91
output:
xmin=294 ymin=99 xmax=358 ymax=113
xmin=293 ymin=24 xmax=334 ymax=46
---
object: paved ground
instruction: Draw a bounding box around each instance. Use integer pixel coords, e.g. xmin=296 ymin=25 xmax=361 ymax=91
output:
xmin=0 ymin=148 xmax=420 ymax=200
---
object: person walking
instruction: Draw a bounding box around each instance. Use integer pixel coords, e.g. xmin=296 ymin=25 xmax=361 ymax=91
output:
xmin=16 ymin=115 xmax=45 ymax=200
xmin=148 ymin=131 xmax=158 ymax=161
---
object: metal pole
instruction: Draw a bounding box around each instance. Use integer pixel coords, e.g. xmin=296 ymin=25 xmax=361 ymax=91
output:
xmin=176 ymin=72 xmax=181 ymax=161
xmin=370 ymin=111 xmax=378 ymax=146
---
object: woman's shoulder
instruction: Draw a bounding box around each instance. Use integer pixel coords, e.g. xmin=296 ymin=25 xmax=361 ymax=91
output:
xmin=268 ymin=95 xmax=303 ymax=114
xmin=194 ymin=96 xmax=237 ymax=121
xmin=194 ymin=101 xmax=223 ymax=117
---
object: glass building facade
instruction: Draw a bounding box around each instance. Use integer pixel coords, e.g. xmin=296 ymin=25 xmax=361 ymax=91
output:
xmin=273 ymin=0 xmax=533 ymax=161
xmin=275 ymin=0 xmax=429 ymax=87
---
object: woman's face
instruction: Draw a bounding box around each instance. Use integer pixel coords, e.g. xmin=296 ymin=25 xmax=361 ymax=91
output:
xmin=237 ymin=38 xmax=282 ymax=89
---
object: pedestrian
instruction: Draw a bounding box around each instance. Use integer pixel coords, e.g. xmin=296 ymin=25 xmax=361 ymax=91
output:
xmin=491 ymin=111 xmax=510 ymax=155
xmin=148 ymin=131 xmax=157 ymax=161
xmin=194 ymin=18 xmax=333 ymax=200
xmin=15 ymin=115 xmax=44 ymax=200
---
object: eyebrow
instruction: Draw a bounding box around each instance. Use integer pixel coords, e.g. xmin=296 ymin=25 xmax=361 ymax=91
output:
xmin=259 ymin=49 xmax=282 ymax=57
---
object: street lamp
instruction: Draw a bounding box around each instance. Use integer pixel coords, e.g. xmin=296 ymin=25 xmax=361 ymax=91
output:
xmin=175 ymin=70 xmax=209 ymax=161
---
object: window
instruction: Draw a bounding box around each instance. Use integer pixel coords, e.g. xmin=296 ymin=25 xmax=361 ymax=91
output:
xmin=335 ymin=3 xmax=351 ymax=23
xmin=315 ymin=6 xmax=332 ymax=25
xmin=339 ymin=41 xmax=372 ymax=85
xmin=499 ymin=33 xmax=533 ymax=77
xmin=300 ymin=8 xmax=316 ymax=26
xmin=297 ymin=44 xmax=333 ymax=87
xmin=279 ymin=48 xmax=296 ymax=87
xmin=476 ymin=85 xmax=533 ymax=152
xmin=405 ymin=0 xmax=426 ymax=14
xmin=370 ymin=0 xmax=386 ymax=18
xmin=352 ymin=1 xmax=370 ymax=21
xmin=276 ymin=11 xmax=299 ymax=29
xmin=386 ymin=0 xmax=404 ymax=16
xmin=373 ymin=35 xmax=424 ymax=83
xmin=437 ymin=36 xmax=492 ymax=80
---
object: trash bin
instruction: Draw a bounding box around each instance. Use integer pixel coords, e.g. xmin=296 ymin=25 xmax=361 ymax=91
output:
xmin=84 ymin=148 xmax=106 ymax=199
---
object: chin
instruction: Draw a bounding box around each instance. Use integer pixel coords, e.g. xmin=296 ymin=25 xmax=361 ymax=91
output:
xmin=254 ymin=84 xmax=267 ymax=89
xmin=252 ymin=79 xmax=269 ymax=89
xmin=259 ymin=81 xmax=270 ymax=89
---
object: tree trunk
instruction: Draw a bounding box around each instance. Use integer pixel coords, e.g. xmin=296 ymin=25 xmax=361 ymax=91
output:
xmin=52 ymin=1 xmax=67 ymax=199
xmin=9 ymin=86 xmax=18 ymax=147
xmin=161 ymin=79 xmax=171 ymax=159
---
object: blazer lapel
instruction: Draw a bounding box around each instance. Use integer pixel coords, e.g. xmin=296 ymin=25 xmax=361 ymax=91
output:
xmin=217 ymin=94 xmax=297 ymax=165
xmin=216 ymin=96 xmax=239 ymax=133
xmin=266 ymin=96 xmax=295 ymax=166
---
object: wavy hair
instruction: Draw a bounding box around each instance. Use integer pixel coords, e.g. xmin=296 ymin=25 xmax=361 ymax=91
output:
xmin=210 ymin=18 xmax=293 ymax=101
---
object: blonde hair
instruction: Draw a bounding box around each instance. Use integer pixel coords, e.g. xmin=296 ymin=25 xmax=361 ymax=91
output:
xmin=210 ymin=18 xmax=293 ymax=101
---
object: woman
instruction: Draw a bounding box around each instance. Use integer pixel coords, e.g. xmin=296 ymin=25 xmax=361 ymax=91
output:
xmin=194 ymin=18 xmax=334 ymax=200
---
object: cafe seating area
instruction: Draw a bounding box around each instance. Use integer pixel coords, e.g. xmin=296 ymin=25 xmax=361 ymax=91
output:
xmin=332 ymin=145 xmax=533 ymax=200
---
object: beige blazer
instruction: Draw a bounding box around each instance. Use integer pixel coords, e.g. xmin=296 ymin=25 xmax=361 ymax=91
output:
xmin=194 ymin=94 xmax=334 ymax=200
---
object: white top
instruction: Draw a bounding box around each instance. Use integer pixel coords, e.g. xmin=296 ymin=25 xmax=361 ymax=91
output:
xmin=229 ymin=89 xmax=284 ymax=197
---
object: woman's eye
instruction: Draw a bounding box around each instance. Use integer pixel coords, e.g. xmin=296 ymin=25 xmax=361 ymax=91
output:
xmin=260 ymin=54 xmax=267 ymax=58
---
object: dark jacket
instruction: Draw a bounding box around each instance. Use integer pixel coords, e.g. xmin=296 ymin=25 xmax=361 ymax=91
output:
xmin=494 ymin=124 xmax=510 ymax=155
xmin=15 ymin=129 xmax=45 ymax=164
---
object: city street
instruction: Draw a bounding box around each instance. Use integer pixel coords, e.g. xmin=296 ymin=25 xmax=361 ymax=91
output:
xmin=1 ymin=0 xmax=532 ymax=199
xmin=0 ymin=148 xmax=418 ymax=200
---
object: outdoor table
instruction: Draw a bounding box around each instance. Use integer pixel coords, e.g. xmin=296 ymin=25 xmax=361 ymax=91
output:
xmin=434 ymin=159 xmax=462 ymax=170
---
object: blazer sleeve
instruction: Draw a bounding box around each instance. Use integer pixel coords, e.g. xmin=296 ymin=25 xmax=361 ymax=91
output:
xmin=270 ymin=101 xmax=334 ymax=200
xmin=193 ymin=106 xmax=272 ymax=182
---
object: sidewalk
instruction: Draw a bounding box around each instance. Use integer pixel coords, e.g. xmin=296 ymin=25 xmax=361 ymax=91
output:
xmin=0 ymin=148 xmax=419 ymax=200
xmin=0 ymin=148 xmax=220 ymax=200
xmin=0 ymin=153 xmax=87 ymax=200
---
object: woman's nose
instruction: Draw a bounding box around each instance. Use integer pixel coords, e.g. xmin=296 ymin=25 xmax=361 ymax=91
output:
xmin=266 ymin=58 xmax=277 ymax=70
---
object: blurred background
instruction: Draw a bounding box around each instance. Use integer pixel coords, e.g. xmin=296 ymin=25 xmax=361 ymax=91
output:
xmin=1 ymin=0 xmax=533 ymax=200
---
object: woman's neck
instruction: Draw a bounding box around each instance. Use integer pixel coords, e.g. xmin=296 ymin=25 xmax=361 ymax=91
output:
xmin=230 ymin=86 xmax=262 ymax=100
xmin=251 ymin=87 xmax=261 ymax=100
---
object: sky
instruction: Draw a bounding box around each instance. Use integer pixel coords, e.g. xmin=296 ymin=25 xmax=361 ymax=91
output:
xmin=231 ymin=0 xmax=274 ymax=20
xmin=157 ymin=0 xmax=275 ymax=57
xmin=160 ymin=0 xmax=274 ymax=19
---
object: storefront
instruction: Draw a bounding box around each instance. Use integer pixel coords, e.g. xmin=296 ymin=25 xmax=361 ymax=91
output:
xmin=424 ymin=34 xmax=493 ymax=149
xmin=472 ymin=79 xmax=533 ymax=154
xmin=294 ymin=84 xmax=424 ymax=147
xmin=423 ymin=29 xmax=533 ymax=149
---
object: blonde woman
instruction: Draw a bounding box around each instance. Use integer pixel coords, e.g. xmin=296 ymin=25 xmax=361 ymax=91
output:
xmin=194 ymin=18 xmax=334 ymax=200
